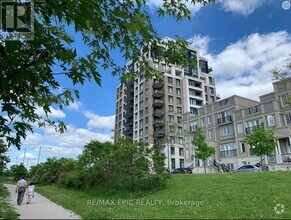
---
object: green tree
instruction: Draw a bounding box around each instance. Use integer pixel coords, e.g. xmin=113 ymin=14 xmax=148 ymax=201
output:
xmin=192 ymin=128 xmax=215 ymax=174
xmin=0 ymin=0 xmax=216 ymax=149
xmin=0 ymin=140 xmax=10 ymax=175
xmin=9 ymin=164 xmax=27 ymax=180
xmin=244 ymin=126 xmax=277 ymax=167
xmin=77 ymin=138 xmax=168 ymax=191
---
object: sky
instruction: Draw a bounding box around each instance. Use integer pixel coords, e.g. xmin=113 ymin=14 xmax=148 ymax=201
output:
xmin=6 ymin=0 xmax=291 ymax=168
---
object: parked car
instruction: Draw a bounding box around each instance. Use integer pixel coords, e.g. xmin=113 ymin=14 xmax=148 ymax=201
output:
xmin=171 ymin=168 xmax=192 ymax=174
xmin=232 ymin=165 xmax=260 ymax=173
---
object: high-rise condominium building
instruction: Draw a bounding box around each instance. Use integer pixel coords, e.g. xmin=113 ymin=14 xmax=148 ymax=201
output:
xmin=114 ymin=37 xmax=217 ymax=171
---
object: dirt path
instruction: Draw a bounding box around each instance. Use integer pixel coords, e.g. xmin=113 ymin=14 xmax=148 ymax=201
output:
xmin=4 ymin=184 xmax=81 ymax=219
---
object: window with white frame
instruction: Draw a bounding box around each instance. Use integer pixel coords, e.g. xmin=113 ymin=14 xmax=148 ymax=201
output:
xmin=208 ymin=129 xmax=214 ymax=139
xmin=169 ymin=115 xmax=175 ymax=123
xmin=220 ymin=143 xmax=237 ymax=157
xmin=221 ymin=126 xmax=231 ymax=136
xmin=267 ymin=115 xmax=275 ymax=127
xmin=207 ymin=115 xmax=213 ymax=125
xmin=237 ymin=123 xmax=244 ymax=134
xmin=153 ymin=62 xmax=159 ymax=69
xmin=178 ymin=137 xmax=183 ymax=145
xmin=168 ymin=86 xmax=173 ymax=94
xmin=168 ymin=95 xmax=173 ymax=104
xmin=200 ymin=117 xmax=205 ymax=127
xmin=190 ymin=98 xmax=196 ymax=105
xmin=280 ymin=94 xmax=288 ymax=106
xmin=190 ymin=107 xmax=198 ymax=116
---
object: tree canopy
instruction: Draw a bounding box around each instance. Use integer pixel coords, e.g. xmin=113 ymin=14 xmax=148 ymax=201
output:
xmin=244 ymin=126 xmax=277 ymax=165
xmin=0 ymin=0 xmax=216 ymax=149
xmin=192 ymin=128 xmax=215 ymax=173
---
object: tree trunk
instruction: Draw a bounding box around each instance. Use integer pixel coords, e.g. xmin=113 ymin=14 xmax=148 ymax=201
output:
xmin=203 ymin=159 xmax=206 ymax=174
xmin=260 ymin=155 xmax=263 ymax=171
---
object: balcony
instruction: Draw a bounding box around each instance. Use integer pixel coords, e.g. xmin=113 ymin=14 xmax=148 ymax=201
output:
xmin=125 ymin=94 xmax=134 ymax=102
xmin=245 ymin=124 xmax=263 ymax=134
xmin=153 ymin=119 xmax=164 ymax=127
xmin=154 ymin=130 xmax=165 ymax=137
xmin=153 ymin=89 xmax=164 ymax=98
xmin=125 ymin=118 xmax=133 ymax=126
xmin=153 ymin=80 xmax=164 ymax=89
xmin=125 ymin=102 xmax=133 ymax=110
xmin=153 ymin=140 xmax=163 ymax=147
xmin=124 ymin=110 xmax=133 ymax=118
xmin=190 ymin=125 xmax=198 ymax=132
xmin=153 ymin=99 xmax=164 ymax=107
xmin=217 ymin=116 xmax=232 ymax=125
xmin=124 ymin=127 xmax=133 ymax=135
xmin=153 ymin=110 xmax=164 ymax=117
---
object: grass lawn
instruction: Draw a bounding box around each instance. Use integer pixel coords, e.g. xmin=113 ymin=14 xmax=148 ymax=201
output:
xmin=36 ymin=172 xmax=291 ymax=219
xmin=0 ymin=177 xmax=19 ymax=219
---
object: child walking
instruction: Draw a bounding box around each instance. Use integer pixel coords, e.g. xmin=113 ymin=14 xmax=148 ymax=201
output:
xmin=26 ymin=182 xmax=35 ymax=204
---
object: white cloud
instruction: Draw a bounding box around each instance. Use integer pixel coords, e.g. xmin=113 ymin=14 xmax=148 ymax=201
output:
xmin=18 ymin=152 xmax=37 ymax=159
xmin=218 ymin=0 xmax=265 ymax=16
xmin=188 ymin=35 xmax=212 ymax=56
xmin=42 ymin=124 xmax=113 ymax=148
xmin=146 ymin=0 xmax=206 ymax=15
xmin=35 ymin=106 xmax=66 ymax=119
xmin=84 ymin=111 xmax=115 ymax=130
xmin=67 ymin=101 xmax=82 ymax=111
xmin=204 ymin=31 xmax=291 ymax=100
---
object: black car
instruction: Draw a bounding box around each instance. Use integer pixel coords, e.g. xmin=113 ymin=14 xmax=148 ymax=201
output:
xmin=171 ymin=168 xmax=192 ymax=174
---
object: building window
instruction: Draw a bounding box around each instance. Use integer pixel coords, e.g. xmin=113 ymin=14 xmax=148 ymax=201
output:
xmin=208 ymin=129 xmax=214 ymax=139
xmin=188 ymin=79 xmax=195 ymax=87
xmin=285 ymin=113 xmax=291 ymax=125
xmin=209 ymin=77 xmax=213 ymax=84
xmin=177 ymin=97 xmax=182 ymax=105
xmin=179 ymin=147 xmax=184 ymax=156
xmin=139 ymin=119 xmax=143 ymax=127
xmin=139 ymin=129 xmax=143 ymax=137
xmin=247 ymin=106 xmax=260 ymax=114
xmin=221 ymin=126 xmax=231 ymax=136
xmin=210 ymin=87 xmax=214 ymax=94
xmin=162 ymin=64 xmax=166 ymax=71
xmin=220 ymin=143 xmax=237 ymax=157
xmin=169 ymin=115 xmax=175 ymax=123
xmin=171 ymin=158 xmax=176 ymax=170
xmin=190 ymin=98 xmax=196 ymax=105
xmin=170 ymin=136 xmax=175 ymax=144
xmin=240 ymin=142 xmax=246 ymax=153
xmin=207 ymin=115 xmax=213 ymax=125
xmin=280 ymin=94 xmax=288 ymax=106
xmin=210 ymin=96 xmax=215 ymax=103
xmin=178 ymin=127 xmax=183 ymax=134
xmin=237 ymin=123 xmax=244 ymax=134
xmin=267 ymin=115 xmax=275 ymax=127
xmin=200 ymin=117 xmax=205 ymax=127
xmin=177 ymin=106 xmax=182 ymax=114
xmin=177 ymin=116 xmax=182 ymax=124
xmin=169 ymin=125 xmax=175 ymax=133
xmin=153 ymin=62 xmax=159 ymax=69
xmin=168 ymin=86 xmax=173 ymax=94
xmin=171 ymin=147 xmax=175 ymax=155
xmin=219 ymin=99 xmax=229 ymax=107
xmin=145 ymin=117 xmax=148 ymax=125
xmin=168 ymin=77 xmax=173 ymax=84
xmin=180 ymin=159 xmax=185 ymax=168
xmin=190 ymin=107 xmax=198 ymax=116
xmin=168 ymin=95 xmax=173 ymax=104
xmin=139 ymin=110 xmax=143 ymax=118
xmin=169 ymin=105 xmax=174 ymax=112
xmin=176 ymin=79 xmax=181 ymax=87
xmin=178 ymin=137 xmax=183 ymax=145
xmin=176 ymin=88 xmax=181 ymax=96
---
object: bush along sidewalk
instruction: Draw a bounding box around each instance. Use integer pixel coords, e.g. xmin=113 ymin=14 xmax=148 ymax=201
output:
xmin=0 ymin=180 xmax=19 ymax=219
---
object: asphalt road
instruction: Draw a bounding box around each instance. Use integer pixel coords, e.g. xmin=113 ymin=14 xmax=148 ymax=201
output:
xmin=4 ymin=184 xmax=81 ymax=219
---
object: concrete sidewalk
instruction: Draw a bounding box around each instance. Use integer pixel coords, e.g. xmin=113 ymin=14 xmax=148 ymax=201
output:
xmin=4 ymin=184 xmax=81 ymax=219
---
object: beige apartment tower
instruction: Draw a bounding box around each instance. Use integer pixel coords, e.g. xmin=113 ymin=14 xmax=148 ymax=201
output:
xmin=114 ymin=37 xmax=217 ymax=171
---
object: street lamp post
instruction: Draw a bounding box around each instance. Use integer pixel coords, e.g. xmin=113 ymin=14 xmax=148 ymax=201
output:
xmin=22 ymin=147 xmax=27 ymax=164
xmin=38 ymin=146 xmax=52 ymax=164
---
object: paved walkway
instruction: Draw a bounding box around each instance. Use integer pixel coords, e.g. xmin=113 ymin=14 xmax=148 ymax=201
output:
xmin=4 ymin=184 xmax=81 ymax=219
